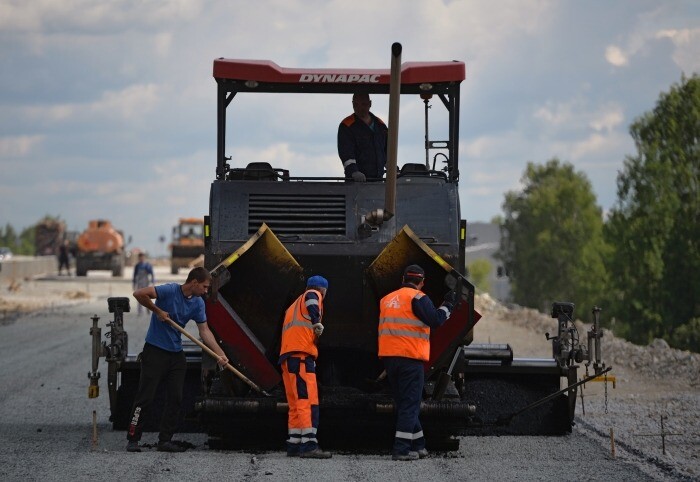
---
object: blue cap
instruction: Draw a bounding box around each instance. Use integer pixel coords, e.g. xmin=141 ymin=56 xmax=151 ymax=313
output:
xmin=307 ymin=275 xmax=328 ymax=289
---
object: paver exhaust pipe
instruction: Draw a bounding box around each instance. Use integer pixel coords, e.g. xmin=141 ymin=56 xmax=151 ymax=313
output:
xmin=365 ymin=42 xmax=401 ymax=226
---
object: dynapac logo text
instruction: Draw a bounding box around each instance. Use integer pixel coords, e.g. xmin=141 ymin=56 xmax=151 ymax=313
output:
xmin=299 ymin=74 xmax=381 ymax=83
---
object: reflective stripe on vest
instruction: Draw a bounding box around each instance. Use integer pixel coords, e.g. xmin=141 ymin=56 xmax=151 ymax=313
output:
xmin=378 ymin=287 xmax=430 ymax=361
xmin=280 ymin=289 xmax=323 ymax=359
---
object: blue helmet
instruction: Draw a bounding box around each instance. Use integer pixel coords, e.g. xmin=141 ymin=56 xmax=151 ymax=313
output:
xmin=307 ymin=275 xmax=329 ymax=289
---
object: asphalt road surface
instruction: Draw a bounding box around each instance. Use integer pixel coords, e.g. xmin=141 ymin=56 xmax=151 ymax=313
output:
xmin=0 ymin=271 xmax=666 ymax=481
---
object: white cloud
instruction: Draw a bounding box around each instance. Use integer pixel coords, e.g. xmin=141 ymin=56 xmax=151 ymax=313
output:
xmin=21 ymin=83 xmax=160 ymax=123
xmin=551 ymin=130 xmax=629 ymax=163
xmin=153 ymin=32 xmax=173 ymax=58
xmin=534 ymin=102 xmax=575 ymax=127
xmin=656 ymin=28 xmax=700 ymax=72
xmin=0 ymin=0 xmax=204 ymax=33
xmin=589 ymin=105 xmax=624 ymax=132
xmin=605 ymin=45 xmax=628 ymax=66
xmin=533 ymin=99 xmax=625 ymax=136
xmin=0 ymin=135 xmax=43 ymax=157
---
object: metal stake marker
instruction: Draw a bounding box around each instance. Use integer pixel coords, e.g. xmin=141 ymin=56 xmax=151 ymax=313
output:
xmin=91 ymin=410 xmax=98 ymax=449
xmin=610 ymin=427 xmax=615 ymax=458
xmin=634 ymin=415 xmax=684 ymax=455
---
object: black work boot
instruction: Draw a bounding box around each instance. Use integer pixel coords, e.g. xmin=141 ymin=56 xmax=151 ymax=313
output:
xmin=392 ymin=451 xmax=419 ymax=461
xmin=299 ymin=448 xmax=332 ymax=459
xmin=157 ymin=440 xmax=187 ymax=453
xmin=126 ymin=441 xmax=141 ymax=452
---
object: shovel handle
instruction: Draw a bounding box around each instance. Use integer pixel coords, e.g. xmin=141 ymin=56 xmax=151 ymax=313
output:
xmin=164 ymin=317 xmax=268 ymax=396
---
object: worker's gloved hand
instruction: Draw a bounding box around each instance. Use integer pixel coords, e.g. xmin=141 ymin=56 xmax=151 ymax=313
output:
xmin=442 ymin=290 xmax=458 ymax=310
xmin=312 ymin=323 xmax=324 ymax=336
xmin=351 ymin=171 xmax=367 ymax=182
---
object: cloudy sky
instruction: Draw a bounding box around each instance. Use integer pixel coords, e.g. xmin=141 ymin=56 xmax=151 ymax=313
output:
xmin=1 ymin=0 xmax=698 ymax=256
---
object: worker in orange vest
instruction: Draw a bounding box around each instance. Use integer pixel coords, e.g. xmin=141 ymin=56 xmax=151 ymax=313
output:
xmin=378 ymin=264 xmax=457 ymax=461
xmin=279 ymin=275 xmax=332 ymax=459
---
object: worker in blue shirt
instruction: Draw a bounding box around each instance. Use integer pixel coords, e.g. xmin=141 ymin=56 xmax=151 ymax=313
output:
xmin=337 ymin=93 xmax=388 ymax=181
xmin=126 ymin=267 xmax=228 ymax=453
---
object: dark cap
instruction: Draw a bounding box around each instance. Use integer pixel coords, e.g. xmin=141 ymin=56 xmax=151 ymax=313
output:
xmin=307 ymin=275 xmax=329 ymax=289
xmin=403 ymin=264 xmax=425 ymax=279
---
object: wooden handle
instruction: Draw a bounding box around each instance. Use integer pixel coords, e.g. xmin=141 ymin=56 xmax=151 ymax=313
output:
xmin=164 ymin=317 xmax=267 ymax=395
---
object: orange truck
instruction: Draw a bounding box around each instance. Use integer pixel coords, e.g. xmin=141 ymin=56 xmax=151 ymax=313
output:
xmin=75 ymin=219 xmax=126 ymax=277
xmin=170 ymin=217 xmax=205 ymax=274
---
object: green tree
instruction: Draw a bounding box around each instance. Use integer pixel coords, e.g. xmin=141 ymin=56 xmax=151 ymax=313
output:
xmin=0 ymin=222 xmax=36 ymax=255
xmin=18 ymin=225 xmax=36 ymax=255
xmin=467 ymin=258 xmax=492 ymax=293
xmin=0 ymin=223 xmax=18 ymax=248
xmin=605 ymin=75 xmax=700 ymax=350
xmin=497 ymin=159 xmax=609 ymax=320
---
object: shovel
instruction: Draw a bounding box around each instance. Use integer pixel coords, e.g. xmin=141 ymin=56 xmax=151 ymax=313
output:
xmin=164 ymin=317 xmax=270 ymax=397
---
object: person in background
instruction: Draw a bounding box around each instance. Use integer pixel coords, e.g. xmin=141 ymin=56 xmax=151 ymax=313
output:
xmin=57 ymin=240 xmax=71 ymax=276
xmin=126 ymin=267 xmax=228 ymax=453
xmin=279 ymin=275 xmax=332 ymax=459
xmin=337 ymin=93 xmax=388 ymax=181
xmin=132 ymin=253 xmax=155 ymax=316
xmin=378 ymin=264 xmax=457 ymax=461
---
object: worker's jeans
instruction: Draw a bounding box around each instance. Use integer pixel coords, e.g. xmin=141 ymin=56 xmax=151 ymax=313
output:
xmin=384 ymin=356 xmax=426 ymax=455
xmin=127 ymin=343 xmax=186 ymax=443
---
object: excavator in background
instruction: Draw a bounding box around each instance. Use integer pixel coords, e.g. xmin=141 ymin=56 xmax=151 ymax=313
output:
xmin=75 ymin=219 xmax=127 ymax=277
xmin=89 ymin=44 xmax=610 ymax=450
xmin=170 ymin=218 xmax=205 ymax=274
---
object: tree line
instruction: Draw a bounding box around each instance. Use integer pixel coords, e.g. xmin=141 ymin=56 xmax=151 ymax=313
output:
xmin=0 ymin=223 xmax=36 ymax=255
xmin=496 ymin=74 xmax=699 ymax=352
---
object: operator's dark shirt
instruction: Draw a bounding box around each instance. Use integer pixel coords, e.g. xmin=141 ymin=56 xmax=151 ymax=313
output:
xmin=337 ymin=112 xmax=388 ymax=179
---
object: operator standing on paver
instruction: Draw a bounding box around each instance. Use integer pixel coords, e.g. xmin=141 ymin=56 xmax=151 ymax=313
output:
xmin=378 ymin=264 xmax=457 ymax=461
xmin=279 ymin=275 xmax=332 ymax=459
xmin=337 ymin=93 xmax=388 ymax=181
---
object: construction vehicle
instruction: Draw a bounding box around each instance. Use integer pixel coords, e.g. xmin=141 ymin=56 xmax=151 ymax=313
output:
xmin=34 ymin=217 xmax=66 ymax=256
xmin=75 ymin=219 xmax=126 ymax=277
xmin=89 ymin=45 xmax=610 ymax=450
xmin=170 ymin=218 xmax=205 ymax=274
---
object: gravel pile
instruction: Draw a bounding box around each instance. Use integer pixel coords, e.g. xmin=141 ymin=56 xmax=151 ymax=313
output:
xmin=475 ymin=293 xmax=700 ymax=481
xmin=475 ymin=294 xmax=700 ymax=386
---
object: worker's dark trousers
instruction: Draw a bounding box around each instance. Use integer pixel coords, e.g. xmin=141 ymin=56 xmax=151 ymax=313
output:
xmin=127 ymin=343 xmax=186 ymax=443
xmin=385 ymin=356 xmax=426 ymax=455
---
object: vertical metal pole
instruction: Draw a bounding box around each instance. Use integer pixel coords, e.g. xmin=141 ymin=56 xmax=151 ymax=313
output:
xmin=424 ymin=97 xmax=430 ymax=168
xmin=661 ymin=416 xmax=666 ymax=455
xmin=383 ymin=42 xmax=402 ymax=220
xmin=450 ymin=84 xmax=461 ymax=181
xmin=216 ymin=82 xmax=227 ymax=180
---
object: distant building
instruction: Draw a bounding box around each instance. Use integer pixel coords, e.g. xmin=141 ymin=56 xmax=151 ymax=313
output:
xmin=464 ymin=222 xmax=511 ymax=302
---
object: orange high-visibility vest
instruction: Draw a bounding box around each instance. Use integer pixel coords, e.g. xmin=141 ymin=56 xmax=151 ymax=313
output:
xmin=280 ymin=289 xmax=324 ymax=359
xmin=378 ymin=286 xmax=430 ymax=361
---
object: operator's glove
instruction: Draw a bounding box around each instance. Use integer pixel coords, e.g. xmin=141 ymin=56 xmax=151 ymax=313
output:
xmin=351 ymin=171 xmax=367 ymax=182
xmin=442 ymin=290 xmax=458 ymax=311
xmin=312 ymin=323 xmax=324 ymax=336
